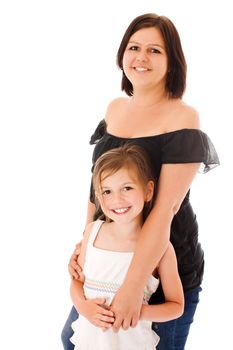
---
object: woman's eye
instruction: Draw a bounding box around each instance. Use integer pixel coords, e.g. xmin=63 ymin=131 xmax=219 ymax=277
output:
xmin=151 ymin=48 xmax=161 ymax=54
xmin=129 ymin=45 xmax=138 ymax=51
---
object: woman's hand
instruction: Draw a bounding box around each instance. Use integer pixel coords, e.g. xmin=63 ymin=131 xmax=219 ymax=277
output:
xmin=111 ymin=283 xmax=144 ymax=332
xmin=68 ymin=241 xmax=83 ymax=280
xmin=79 ymin=298 xmax=115 ymax=331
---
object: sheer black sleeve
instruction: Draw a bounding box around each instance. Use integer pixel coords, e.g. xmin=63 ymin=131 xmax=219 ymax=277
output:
xmin=89 ymin=119 xmax=106 ymax=145
xmin=161 ymin=129 xmax=220 ymax=173
xmin=89 ymin=120 xmax=106 ymax=203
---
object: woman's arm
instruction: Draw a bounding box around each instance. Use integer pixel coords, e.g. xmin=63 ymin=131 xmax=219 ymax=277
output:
xmin=111 ymin=162 xmax=200 ymax=331
xmin=140 ymin=243 xmax=184 ymax=322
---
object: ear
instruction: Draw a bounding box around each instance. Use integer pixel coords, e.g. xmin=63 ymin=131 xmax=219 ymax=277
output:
xmin=145 ymin=180 xmax=154 ymax=202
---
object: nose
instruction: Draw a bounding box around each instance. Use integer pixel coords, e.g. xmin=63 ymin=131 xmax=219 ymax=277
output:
xmin=136 ymin=50 xmax=148 ymax=62
xmin=112 ymin=192 xmax=124 ymax=205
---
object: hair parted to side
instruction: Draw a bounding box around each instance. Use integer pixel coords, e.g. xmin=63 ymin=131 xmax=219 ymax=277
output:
xmin=93 ymin=143 xmax=155 ymax=222
xmin=116 ymin=13 xmax=187 ymax=98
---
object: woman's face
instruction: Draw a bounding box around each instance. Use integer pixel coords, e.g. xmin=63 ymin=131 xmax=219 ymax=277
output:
xmin=122 ymin=27 xmax=168 ymax=92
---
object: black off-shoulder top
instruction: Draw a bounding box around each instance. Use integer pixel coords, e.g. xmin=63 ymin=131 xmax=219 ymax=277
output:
xmin=89 ymin=119 xmax=220 ymax=300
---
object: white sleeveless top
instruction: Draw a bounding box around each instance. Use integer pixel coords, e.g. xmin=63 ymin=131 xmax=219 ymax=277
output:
xmin=70 ymin=220 xmax=160 ymax=350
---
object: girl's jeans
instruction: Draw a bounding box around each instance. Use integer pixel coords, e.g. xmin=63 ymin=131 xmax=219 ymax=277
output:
xmin=61 ymin=286 xmax=202 ymax=350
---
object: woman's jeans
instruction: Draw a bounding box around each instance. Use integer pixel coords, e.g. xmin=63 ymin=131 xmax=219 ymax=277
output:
xmin=153 ymin=286 xmax=202 ymax=349
xmin=61 ymin=286 xmax=202 ymax=350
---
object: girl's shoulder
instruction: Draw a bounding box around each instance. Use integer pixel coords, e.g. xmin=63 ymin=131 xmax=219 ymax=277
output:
xmin=83 ymin=221 xmax=96 ymax=240
xmin=78 ymin=221 xmax=98 ymax=268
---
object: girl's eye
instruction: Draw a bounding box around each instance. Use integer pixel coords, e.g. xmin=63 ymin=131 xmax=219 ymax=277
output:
xmin=123 ymin=186 xmax=133 ymax=191
xmin=102 ymin=190 xmax=111 ymax=195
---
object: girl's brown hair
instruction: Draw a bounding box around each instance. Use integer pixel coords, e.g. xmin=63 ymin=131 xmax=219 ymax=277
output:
xmin=93 ymin=143 xmax=155 ymax=221
xmin=116 ymin=13 xmax=187 ymax=98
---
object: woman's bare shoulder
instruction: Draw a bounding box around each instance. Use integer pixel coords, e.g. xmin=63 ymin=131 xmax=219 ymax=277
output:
xmin=171 ymin=101 xmax=201 ymax=130
xmin=105 ymin=97 xmax=129 ymax=124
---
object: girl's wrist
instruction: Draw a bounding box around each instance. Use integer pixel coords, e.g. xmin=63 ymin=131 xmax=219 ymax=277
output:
xmin=74 ymin=298 xmax=88 ymax=316
xmin=72 ymin=294 xmax=86 ymax=310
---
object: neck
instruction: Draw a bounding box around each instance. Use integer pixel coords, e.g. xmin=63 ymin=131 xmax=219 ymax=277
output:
xmin=130 ymin=88 xmax=168 ymax=108
xmin=112 ymin=217 xmax=143 ymax=240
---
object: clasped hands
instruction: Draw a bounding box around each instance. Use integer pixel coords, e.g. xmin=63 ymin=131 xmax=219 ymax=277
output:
xmin=69 ymin=242 xmax=142 ymax=332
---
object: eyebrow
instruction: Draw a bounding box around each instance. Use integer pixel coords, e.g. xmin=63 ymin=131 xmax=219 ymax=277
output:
xmin=101 ymin=182 xmax=136 ymax=189
xmin=128 ymin=40 xmax=165 ymax=49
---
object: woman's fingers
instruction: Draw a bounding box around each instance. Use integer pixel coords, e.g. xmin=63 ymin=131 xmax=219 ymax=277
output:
xmin=130 ymin=314 xmax=138 ymax=328
xmin=112 ymin=312 xmax=124 ymax=332
xmin=111 ymin=284 xmax=142 ymax=331
xmin=68 ymin=245 xmax=83 ymax=279
xmin=75 ymin=241 xmax=82 ymax=254
xmin=68 ymin=255 xmax=79 ymax=278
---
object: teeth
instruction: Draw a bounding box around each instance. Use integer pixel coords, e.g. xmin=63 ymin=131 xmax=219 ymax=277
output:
xmin=135 ymin=67 xmax=148 ymax=71
xmin=113 ymin=208 xmax=129 ymax=213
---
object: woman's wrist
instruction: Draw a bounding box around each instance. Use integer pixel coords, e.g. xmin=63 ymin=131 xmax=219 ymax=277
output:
xmin=122 ymin=272 xmax=147 ymax=292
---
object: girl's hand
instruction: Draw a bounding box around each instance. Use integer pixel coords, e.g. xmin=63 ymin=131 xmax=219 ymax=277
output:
xmin=111 ymin=284 xmax=143 ymax=332
xmin=68 ymin=241 xmax=83 ymax=280
xmin=79 ymin=298 xmax=115 ymax=331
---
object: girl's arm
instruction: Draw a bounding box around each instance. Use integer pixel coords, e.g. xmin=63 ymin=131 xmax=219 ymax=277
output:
xmin=85 ymin=200 xmax=96 ymax=226
xmin=70 ymin=222 xmax=115 ymax=329
xmin=68 ymin=200 xmax=96 ymax=279
xmin=140 ymin=243 xmax=184 ymax=322
xmin=70 ymin=279 xmax=114 ymax=330
xmin=111 ymin=161 xmax=200 ymax=331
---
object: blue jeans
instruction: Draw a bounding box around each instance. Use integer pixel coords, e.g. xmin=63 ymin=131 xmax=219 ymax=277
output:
xmin=153 ymin=286 xmax=202 ymax=349
xmin=61 ymin=286 xmax=201 ymax=350
xmin=61 ymin=306 xmax=78 ymax=350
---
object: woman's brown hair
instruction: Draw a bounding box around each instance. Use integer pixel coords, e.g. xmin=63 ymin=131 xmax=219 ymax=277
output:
xmin=116 ymin=13 xmax=187 ymax=98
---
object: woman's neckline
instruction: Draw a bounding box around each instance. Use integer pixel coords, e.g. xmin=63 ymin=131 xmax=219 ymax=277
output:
xmin=105 ymin=127 xmax=201 ymax=141
xmin=102 ymin=119 xmax=201 ymax=140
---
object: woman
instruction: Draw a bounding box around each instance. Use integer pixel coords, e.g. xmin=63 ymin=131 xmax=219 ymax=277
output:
xmin=62 ymin=13 xmax=219 ymax=350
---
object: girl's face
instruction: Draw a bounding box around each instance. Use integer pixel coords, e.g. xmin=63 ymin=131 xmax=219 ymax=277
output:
xmin=96 ymin=167 xmax=154 ymax=225
xmin=122 ymin=27 xmax=168 ymax=92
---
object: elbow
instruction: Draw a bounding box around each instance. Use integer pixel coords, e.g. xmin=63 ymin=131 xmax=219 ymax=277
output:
xmin=170 ymin=295 xmax=185 ymax=319
xmin=176 ymin=295 xmax=185 ymax=318
xmin=177 ymin=302 xmax=185 ymax=318
xmin=170 ymin=301 xmax=184 ymax=320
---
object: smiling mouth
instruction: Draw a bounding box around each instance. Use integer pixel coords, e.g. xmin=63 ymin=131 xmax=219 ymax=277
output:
xmin=133 ymin=67 xmax=150 ymax=72
xmin=111 ymin=207 xmax=131 ymax=215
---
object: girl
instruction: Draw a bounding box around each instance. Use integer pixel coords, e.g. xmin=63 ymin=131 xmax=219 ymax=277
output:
xmin=69 ymin=144 xmax=184 ymax=349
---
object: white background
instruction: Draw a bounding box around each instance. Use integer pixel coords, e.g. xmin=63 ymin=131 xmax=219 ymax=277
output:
xmin=0 ymin=0 xmax=232 ymax=349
